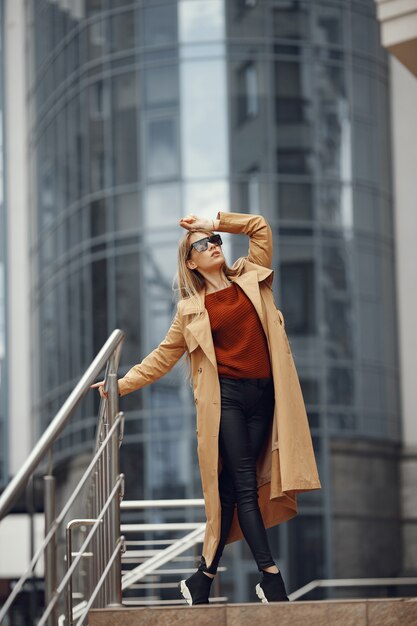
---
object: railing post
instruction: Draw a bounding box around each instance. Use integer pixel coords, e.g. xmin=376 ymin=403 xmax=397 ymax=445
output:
xmin=44 ymin=475 xmax=57 ymax=626
xmin=106 ymin=359 xmax=123 ymax=606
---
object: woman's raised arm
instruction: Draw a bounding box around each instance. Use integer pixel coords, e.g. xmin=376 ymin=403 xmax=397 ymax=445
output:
xmin=214 ymin=212 xmax=273 ymax=269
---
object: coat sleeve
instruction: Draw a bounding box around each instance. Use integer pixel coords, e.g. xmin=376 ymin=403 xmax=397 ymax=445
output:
xmin=215 ymin=212 xmax=273 ymax=269
xmin=117 ymin=307 xmax=186 ymax=397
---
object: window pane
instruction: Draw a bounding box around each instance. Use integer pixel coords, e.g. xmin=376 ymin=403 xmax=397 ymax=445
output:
xmin=114 ymin=193 xmax=140 ymax=231
xmin=273 ymin=6 xmax=309 ymax=39
xmin=142 ymin=4 xmax=177 ymax=46
xmin=146 ymin=118 xmax=178 ymax=179
xmin=112 ymin=72 xmax=138 ymax=186
xmin=179 ymin=0 xmax=224 ymax=42
xmin=279 ymin=182 xmax=313 ymax=220
xmin=326 ymin=366 xmax=354 ymax=405
xmin=145 ymin=65 xmax=179 ymax=108
xmin=281 ymin=249 xmax=316 ymax=335
xmin=115 ymin=252 xmax=141 ymax=364
xmin=110 ymin=10 xmax=135 ymax=52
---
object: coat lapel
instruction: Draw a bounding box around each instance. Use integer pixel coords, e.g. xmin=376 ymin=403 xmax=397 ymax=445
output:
xmin=182 ymin=291 xmax=218 ymax=370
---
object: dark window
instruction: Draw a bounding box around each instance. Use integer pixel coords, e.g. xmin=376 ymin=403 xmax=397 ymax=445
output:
xmin=281 ymin=261 xmax=315 ymax=334
xmin=237 ymin=62 xmax=259 ymax=125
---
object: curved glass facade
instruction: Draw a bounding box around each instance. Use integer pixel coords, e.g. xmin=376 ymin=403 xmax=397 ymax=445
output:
xmin=27 ymin=0 xmax=400 ymax=600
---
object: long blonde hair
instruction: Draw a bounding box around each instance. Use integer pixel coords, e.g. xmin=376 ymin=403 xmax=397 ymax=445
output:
xmin=175 ymin=228 xmax=238 ymax=302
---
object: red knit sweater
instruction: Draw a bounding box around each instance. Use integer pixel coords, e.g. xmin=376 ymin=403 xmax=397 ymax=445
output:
xmin=205 ymin=282 xmax=272 ymax=379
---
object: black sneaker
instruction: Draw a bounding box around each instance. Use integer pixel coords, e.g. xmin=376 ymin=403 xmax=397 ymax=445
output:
xmin=255 ymin=570 xmax=290 ymax=603
xmin=179 ymin=570 xmax=214 ymax=605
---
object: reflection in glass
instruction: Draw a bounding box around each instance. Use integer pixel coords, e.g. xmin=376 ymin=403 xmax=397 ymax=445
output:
xmin=328 ymin=412 xmax=357 ymax=431
xmin=237 ymin=62 xmax=259 ymax=124
xmin=359 ymin=299 xmax=380 ymax=362
xmin=279 ymin=182 xmax=313 ymax=221
xmin=180 ymin=60 xmax=228 ymax=178
xmin=179 ymin=0 xmax=224 ymax=43
xmin=354 ymin=121 xmax=376 ymax=183
xmin=145 ymin=65 xmax=179 ymax=108
xmin=88 ymin=17 xmax=106 ymax=60
xmin=240 ymin=170 xmax=260 ymax=214
xmin=110 ymin=10 xmax=135 ymax=52
xmin=91 ymin=258 xmax=108 ymax=355
xmin=274 ymin=60 xmax=312 ymax=124
xmin=183 ymin=180 xmax=229 ymax=219
xmin=142 ymin=4 xmax=177 ymax=47
xmin=114 ymin=193 xmax=140 ymax=232
xmin=145 ymin=183 xmax=181 ymax=230
xmin=288 ymin=513 xmax=325 ymax=589
xmin=89 ymin=81 xmax=108 ymax=192
xmin=115 ymin=252 xmax=141 ymax=365
xmin=281 ymin=257 xmax=315 ymax=335
xmin=277 ymin=149 xmax=312 ymax=175
xmin=149 ymin=387 xmax=187 ymax=499
xmin=327 ymin=366 xmax=354 ymax=405
xmin=316 ymin=65 xmax=350 ymax=179
xmin=112 ymin=72 xmax=138 ymax=186
xmin=322 ymin=244 xmax=349 ymax=291
xmin=314 ymin=4 xmax=343 ymax=46
xmin=90 ymin=199 xmax=107 ymax=237
xmin=146 ymin=118 xmax=178 ymax=179
xmin=273 ymin=5 xmax=308 ymax=40
xmin=324 ymin=296 xmax=353 ymax=359
xmin=319 ymin=184 xmax=353 ymax=230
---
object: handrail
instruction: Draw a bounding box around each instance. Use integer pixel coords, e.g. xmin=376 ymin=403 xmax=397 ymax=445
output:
xmin=0 ymin=414 xmax=124 ymax=621
xmin=0 ymin=328 xmax=124 ymax=520
xmin=0 ymin=329 xmax=125 ymax=625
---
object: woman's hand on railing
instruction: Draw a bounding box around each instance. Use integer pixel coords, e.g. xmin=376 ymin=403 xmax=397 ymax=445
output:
xmin=90 ymin=381 xmax=108 ymax=399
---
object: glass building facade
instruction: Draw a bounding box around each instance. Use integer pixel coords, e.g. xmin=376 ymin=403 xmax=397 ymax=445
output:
xmin=0 ymin=0 xmax=7 ymax=488
xmin=26 ymin=0 xmax=400 ymax=600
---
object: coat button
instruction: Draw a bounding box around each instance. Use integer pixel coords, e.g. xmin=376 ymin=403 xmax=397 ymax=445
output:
xmin=197 ymin=367 xmax=202 ymax=374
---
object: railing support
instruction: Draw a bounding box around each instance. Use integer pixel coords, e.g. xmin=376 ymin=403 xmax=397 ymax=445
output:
xmin=44 ymin=475 xmax=57 ymax=626
xmin=107 ymin=361 xmax=123 ymax=606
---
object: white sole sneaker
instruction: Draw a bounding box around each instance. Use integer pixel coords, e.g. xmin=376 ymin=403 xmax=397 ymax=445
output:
xmin=255 ymin=583 xmax=268 ymax=604
xmin=179 ymin=579 xmax=193 ymax=606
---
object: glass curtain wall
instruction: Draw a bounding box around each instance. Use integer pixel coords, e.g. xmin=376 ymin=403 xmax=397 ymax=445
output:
xmin=226 ymin=0 xmax=399 ymax=595
xmin=27 ymin=0 xmax=399 ymax=602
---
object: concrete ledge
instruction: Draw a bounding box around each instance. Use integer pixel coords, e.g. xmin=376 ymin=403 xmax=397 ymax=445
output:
xmin=89 ymin=598 xmax=417 ymax=626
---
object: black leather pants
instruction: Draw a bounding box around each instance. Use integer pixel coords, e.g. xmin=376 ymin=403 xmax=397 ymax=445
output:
xmin=199 ymin=376 xmax=276 ymax=575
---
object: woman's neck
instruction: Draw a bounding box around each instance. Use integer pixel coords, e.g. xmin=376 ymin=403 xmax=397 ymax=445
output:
xmin=200 ymin=270 xmax=231 ymax=294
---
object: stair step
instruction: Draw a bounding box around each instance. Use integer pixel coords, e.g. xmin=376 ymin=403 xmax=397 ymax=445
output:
xmin=89 ymin=597 xmax=417 ymax=626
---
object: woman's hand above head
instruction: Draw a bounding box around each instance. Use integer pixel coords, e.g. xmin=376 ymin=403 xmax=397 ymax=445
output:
xmin=179 ymin=215 xmax=219 ymax=232
xmin=90 ymin=381 xmax=108 ymax=399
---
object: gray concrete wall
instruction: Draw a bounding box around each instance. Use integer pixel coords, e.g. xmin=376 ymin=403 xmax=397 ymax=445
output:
xmin=330 ymin=438 xmax=402 ymax=591
xmin=390 ymin=56 xmax=417 ymax=577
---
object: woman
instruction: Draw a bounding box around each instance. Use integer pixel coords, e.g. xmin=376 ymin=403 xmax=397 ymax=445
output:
xmin=92 ymin=212 xmax=321 ymax=605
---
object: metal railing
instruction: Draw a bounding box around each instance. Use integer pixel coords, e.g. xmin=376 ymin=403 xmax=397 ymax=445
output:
xmin=118 ymin=499 xmax=227 ymax=605
xmin=290 ymin=577 xmax=417 ymax=601
xmin=0 ymin=329 xmax=125 ymax=626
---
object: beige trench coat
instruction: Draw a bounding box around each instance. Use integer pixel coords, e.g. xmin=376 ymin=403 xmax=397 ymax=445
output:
xmin=118 ymin=212 xmax=322 ymax=569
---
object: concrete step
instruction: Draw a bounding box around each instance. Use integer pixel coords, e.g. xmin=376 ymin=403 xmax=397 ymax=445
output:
xmin=89 ymin=597 xmax=417 ymax=626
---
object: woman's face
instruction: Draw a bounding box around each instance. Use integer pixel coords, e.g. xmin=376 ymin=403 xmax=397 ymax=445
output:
xmin=186 ymin=231 xmax=225 ymax=273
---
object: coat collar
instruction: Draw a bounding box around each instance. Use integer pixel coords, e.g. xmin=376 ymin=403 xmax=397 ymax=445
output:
xmin=181 ymin=262 xmax=274 ymax=368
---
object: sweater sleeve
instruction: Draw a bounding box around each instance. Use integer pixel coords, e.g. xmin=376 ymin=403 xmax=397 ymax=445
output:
xmin=215 ymin=212 xmax=273 ymax=269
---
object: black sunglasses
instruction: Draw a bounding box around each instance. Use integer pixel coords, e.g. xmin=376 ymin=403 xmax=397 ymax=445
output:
xmin=188 ymin=234 xmax=223 ymax=257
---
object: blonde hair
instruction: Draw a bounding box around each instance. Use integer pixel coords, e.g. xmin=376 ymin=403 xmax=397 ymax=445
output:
xmin=175 ymin=229 xmax=238 ymax=303
xmin=174 ymin=229 xmax=239 ymax=381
